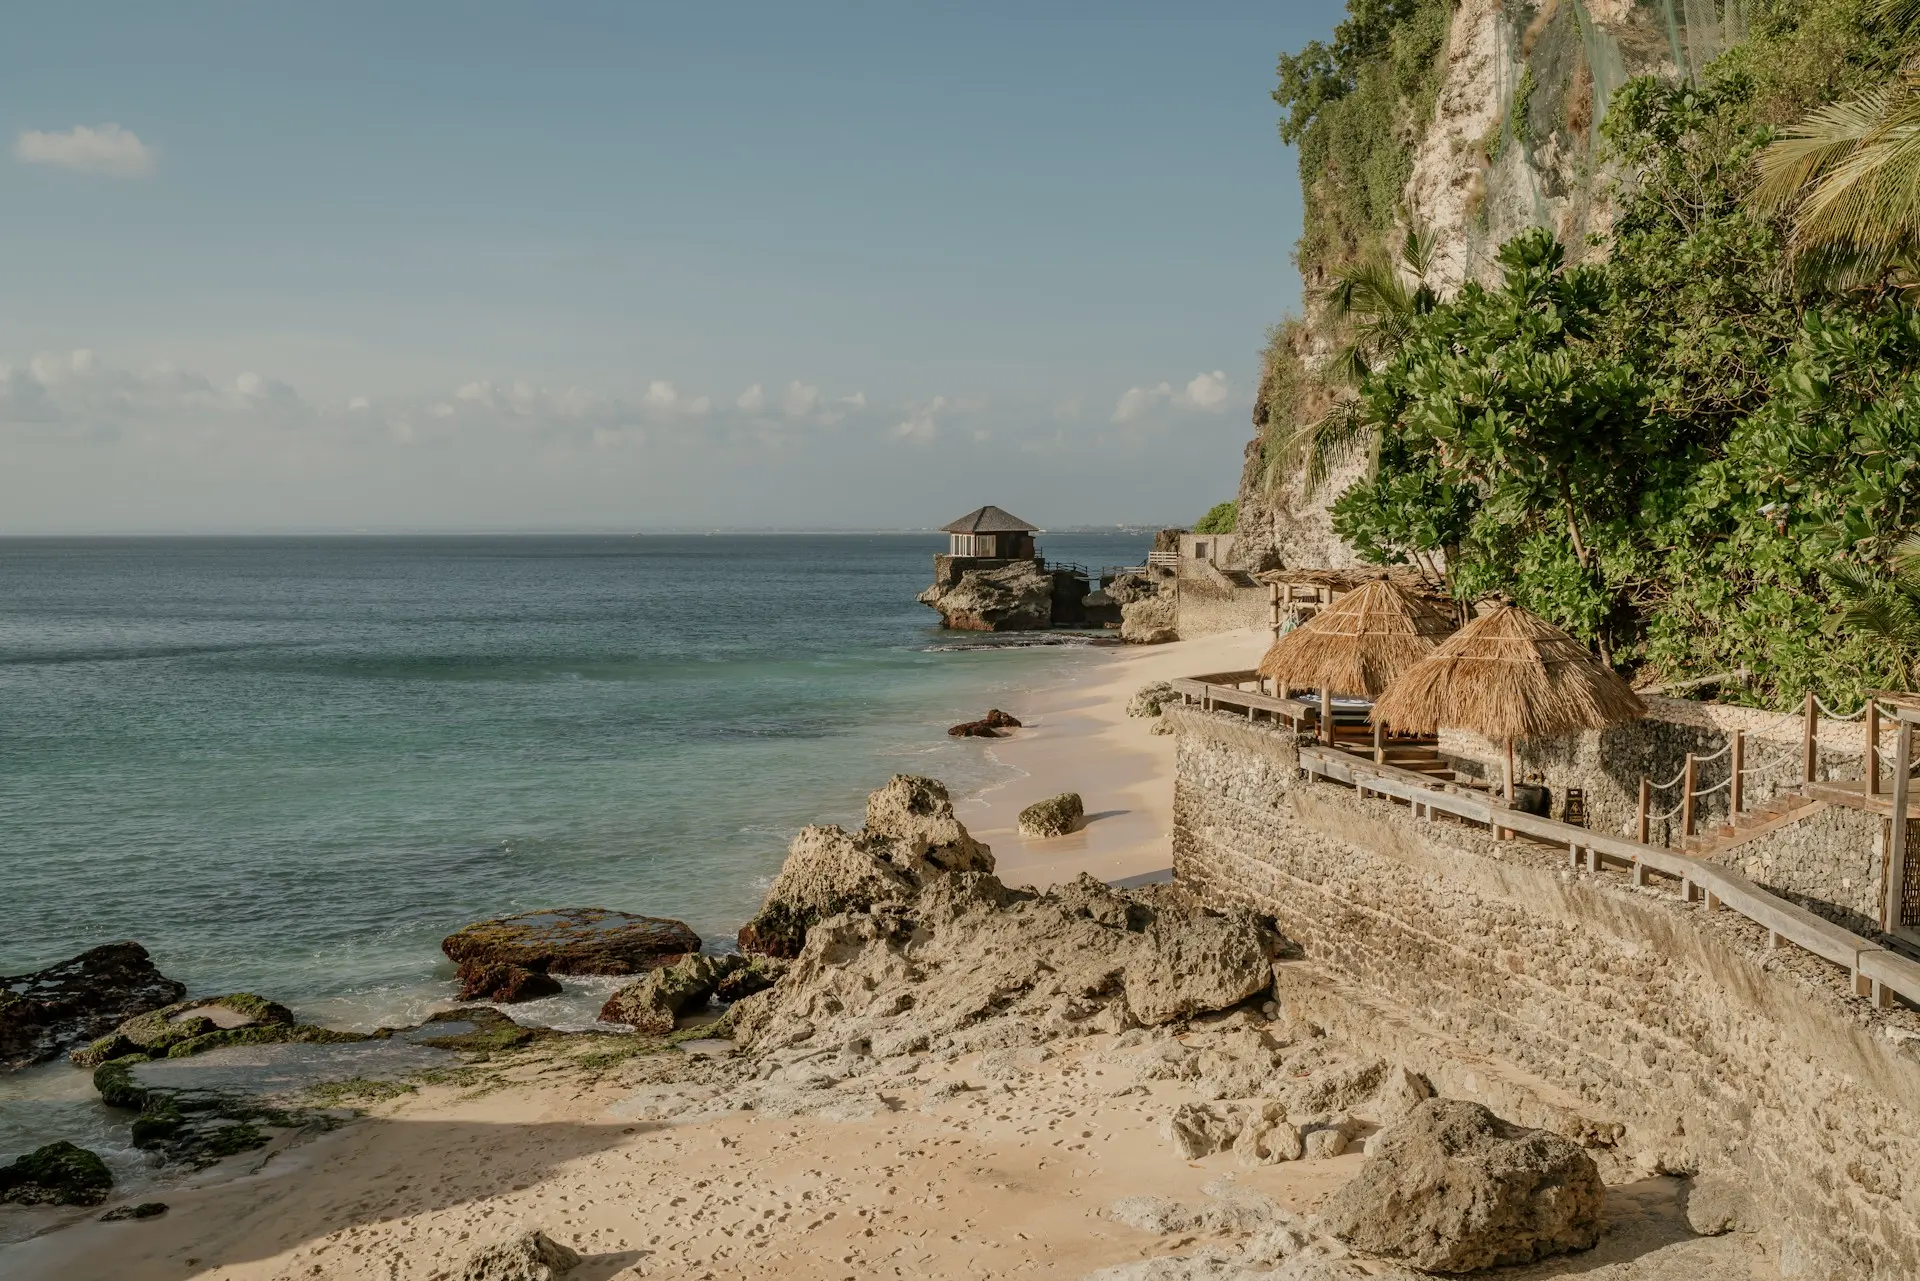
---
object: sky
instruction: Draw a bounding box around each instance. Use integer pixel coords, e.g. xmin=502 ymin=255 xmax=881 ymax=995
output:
xmin=0 ymin=2 xmax=1340 ymax=533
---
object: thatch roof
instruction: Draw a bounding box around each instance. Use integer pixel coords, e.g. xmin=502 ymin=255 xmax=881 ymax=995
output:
xmin=941 ymin=505 xmax=1039 ymax=534
xmin=1255 ymin=566 xmax=1427 ymax=591
xmin=1256 ymin=576 xmax=1456 ymax=698
xmin=1371 ymin=603 xmax=1646 ymax=741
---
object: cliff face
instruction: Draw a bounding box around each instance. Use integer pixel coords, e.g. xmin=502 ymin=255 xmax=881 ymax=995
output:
xmin=1234 ymin=0 xmax=1737 ymax=572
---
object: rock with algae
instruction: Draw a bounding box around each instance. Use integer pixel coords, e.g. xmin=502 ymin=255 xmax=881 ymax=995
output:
xmin=442 ymin=908 xmax=700 ymax=1003
xmin=0 ymin=1140 xmax=113 ymax=1207
xmin=3 ymin=941 xmax=185 ymax=1071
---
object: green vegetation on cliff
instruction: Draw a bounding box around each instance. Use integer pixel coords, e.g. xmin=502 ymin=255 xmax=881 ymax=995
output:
xmin=1255 ymin=0 xmax=1920 ymax=702
xmin=1192 ymin=501 xmax=1239 ymax=534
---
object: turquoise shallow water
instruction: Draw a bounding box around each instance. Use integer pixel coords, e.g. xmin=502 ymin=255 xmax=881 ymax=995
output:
xmin=0 ymin=534 xmax=1143 ymax=1031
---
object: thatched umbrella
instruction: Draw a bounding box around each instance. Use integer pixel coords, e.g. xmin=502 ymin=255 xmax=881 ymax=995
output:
xmin=1257 ymin=575 xmax=1456 ymax=745
xmin=1371 ymin=602 xmax=1646 ymax=800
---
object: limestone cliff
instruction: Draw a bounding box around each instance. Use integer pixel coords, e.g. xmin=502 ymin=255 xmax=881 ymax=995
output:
xmin=1233 ymin=0 xmax=1737 ymax=572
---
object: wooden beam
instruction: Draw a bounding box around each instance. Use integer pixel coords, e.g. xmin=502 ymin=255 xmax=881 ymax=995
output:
xmin=1803 ymin=690 xmax=1818 ymax=784
xmin=1681 ymin=754 xmax=1697 ymax=841
xmin=1887 ymin=719 xmax=1911 ymax=933
xmin=1730 ymin=729 xmax=1744 ymax=815
xmin=1868 ymin=700 xmax=1882 ymax=798
xmin=1638 ymin=777 xmax=1650 ymax=845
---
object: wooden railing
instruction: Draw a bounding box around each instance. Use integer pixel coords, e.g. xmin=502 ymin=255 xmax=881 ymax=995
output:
xmin=1171 ymin=678 xmax=1920 ymax=1011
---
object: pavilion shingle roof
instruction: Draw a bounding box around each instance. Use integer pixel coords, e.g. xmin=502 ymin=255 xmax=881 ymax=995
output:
xmin=940 ymin=505 xmax=1040 ymax=534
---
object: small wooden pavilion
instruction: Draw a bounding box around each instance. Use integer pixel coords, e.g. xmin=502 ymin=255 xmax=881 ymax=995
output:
xmin=941 ymin=506 xmax=1039 ymax=560
xmin=1372 ymin=601 xmax=1647 ymax=803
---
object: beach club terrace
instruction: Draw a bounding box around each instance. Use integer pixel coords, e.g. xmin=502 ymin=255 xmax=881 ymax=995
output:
xmin=1167 ymin=577 xmax=1920 ymax=1012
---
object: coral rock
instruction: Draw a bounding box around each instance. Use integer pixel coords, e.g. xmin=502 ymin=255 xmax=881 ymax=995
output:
xmin=459 ymin=1228 xmax=581 ymax=1281
xmin=1316 ymin=1098 xmax=1604 ymax=1272
xmin=737 ymin=776 xmax=992 ymax=957
xmin=1018 ymin=792 xmax=1085 ymax=838
xmin=456 ymin=963 xmax=563 ymax=1004
xmin=917 ymin=560 xmax=1054 ymax=631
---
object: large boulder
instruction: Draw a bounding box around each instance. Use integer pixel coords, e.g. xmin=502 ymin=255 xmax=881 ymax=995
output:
xmin=0 ymin=1141 xmax=113 ymax=1207
xmin=1120 ymin=592 xmax=1178 ymax=645
xmin=1315 ymin=1098 xmax=1604 ymax=1272
xmin=2 ymin=942 xmax=185 ymax=1072
xmin=1018 ymin=792 xmax=1085 ymax=838
xmin=738 ymin=776 xmax=992 ymax=958
xmin=1123 ymin=910 xmax=1277 ymax=1027
xmin=441 ymin=909 xmax=700 ymax=1003
xmin=917 ymin=560 xmax=1054 ymax=631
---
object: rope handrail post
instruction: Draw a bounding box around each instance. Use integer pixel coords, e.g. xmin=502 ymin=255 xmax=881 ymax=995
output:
xmin=1681 ymin=753 xmax=1698 ymax=841
xmin=1638 ymin=777 xmax=1651 ymax=844
xmin=1730 ymin=729 xmax=1745 ymax=815
xmin=1888 ymin=719 xmax=1913 ymax=932
xmin=1868 ymin=700 xmax=1882 ymax=798
xmin=1803 ymin=691 xmax=1818 ymax=783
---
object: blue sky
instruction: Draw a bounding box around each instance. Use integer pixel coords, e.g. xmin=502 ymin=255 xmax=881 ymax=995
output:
xmin=0 ymin=2 xmax=1340 ymax=532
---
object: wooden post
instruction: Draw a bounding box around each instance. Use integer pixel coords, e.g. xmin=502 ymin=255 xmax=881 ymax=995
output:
xmin=1803 ymin=690 xmax=1818 ymax=783
xmin=1637 ymin=778 xmax=1650 ymax=844
xmin=1503 ymin=738 xmax=1516 ymax=801
xmin=1373 ymin=717 xmax=1385 ymax=765
xmin=1887 ymin=719 xmax=1911 ymax=933
xmin=1681 ymin=753 xmax=1697 ymax=841
xmin=1321 ymin=686 xmax=1334 ymax=747
xmin=1268 ymin=582 xmax=1280 ymax=637
xmin=1868 ymin=700 xmax=1882 ymax=797
xmin=1730 ymin=729 xmax=1744 ymax=816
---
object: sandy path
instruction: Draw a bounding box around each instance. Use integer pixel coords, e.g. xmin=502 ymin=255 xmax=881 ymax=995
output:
xmin=959 ymin=626 xmax=1269 ymax=890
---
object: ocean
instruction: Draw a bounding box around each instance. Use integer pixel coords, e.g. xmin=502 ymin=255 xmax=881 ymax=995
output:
xmin=0 ymin=533 xmax=1147 ymax=1025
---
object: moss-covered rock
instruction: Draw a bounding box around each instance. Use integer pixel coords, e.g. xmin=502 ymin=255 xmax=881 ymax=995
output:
xmin=69 ymin=992 xmax=307 ymax=1067
xmin=406 ymin=1007 xmax=552 ymax=1057
xmin=442 ymin=909 xmax=698 ymax=979
xmin=0 ymin=1141 xmax=113 ymax=1207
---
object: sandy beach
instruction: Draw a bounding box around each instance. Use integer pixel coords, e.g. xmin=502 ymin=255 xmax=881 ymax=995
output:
xmin=962 ymin=625 xmax=1271 ymax=890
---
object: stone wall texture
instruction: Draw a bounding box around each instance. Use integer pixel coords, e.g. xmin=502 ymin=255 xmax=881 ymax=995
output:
xmin=1167 ymin=703 xmax=1920 ymax=1281
xmin=1171 ymin=571 xmax=1268 ymax=641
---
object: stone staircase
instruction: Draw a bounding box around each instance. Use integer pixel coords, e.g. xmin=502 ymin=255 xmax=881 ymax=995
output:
xmin=1681 ymin=788 xmax=1825 ymax=857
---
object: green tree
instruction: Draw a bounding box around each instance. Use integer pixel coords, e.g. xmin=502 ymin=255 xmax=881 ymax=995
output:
xmin=1192 ymin=501 xmax=1239 ymax=534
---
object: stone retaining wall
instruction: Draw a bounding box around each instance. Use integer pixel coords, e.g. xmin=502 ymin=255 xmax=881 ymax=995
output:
xmin=1168 ymin=703 xmax=1920 ymax=1281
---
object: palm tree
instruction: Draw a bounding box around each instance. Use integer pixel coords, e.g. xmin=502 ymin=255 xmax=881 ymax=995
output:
xmin=1273 ymin=225 xmax=1439 ymax=498
xmin=1828 ymin=534 xmax=1920 ymax=684
xmin=1749 ymin=1 xmax=1920 ymax=286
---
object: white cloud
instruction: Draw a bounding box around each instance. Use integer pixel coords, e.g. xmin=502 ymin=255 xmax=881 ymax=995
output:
xmin=892 ymin=396 xmax=947 ymax=444
xmin=781 ymin=380 xmax=822 ymax=418
xmin=838 ymin=391 xmax=867 ymax=410
xmin=736 ymin=383 xmax=766 ymax=414
xmin=642 ymin=380 xmax=711 ymax=416
xmin=1112 ymin=381 xmax=1173 ymax=422
xmin=1112 ymin=371 xmax=1233 ymax=422
xmin=1182 ymin=370 xmax=1230 ymax=411
xmin=15 ymin=123 xmax=157 ymax=177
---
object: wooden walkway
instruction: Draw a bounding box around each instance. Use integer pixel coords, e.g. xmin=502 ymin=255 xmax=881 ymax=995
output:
xmin=1172 ymin=675 xmax=1920 ymax=1011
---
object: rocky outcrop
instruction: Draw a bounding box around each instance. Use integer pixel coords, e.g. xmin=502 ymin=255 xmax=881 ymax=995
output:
xmin=2 ymin=941 xmax=185 ymax=1071
xmin=948 ymin=708 xmax=1021 ymax=738
xmin=1018 ymin=792 xmax=1083 ymax=838
xmin=917 ymin=560 xmax=1054 ymax=631
xmin=1092 ymin=1185 xmax=1418 ymax=1280
xmin=731 ymin=867 xmax=1279 ymax=1056
xmin=1315 ymin=1098 xmax=1603 ymax=1272
xmin=100 ymin=1201 xmax=168 ymax=1221
xmin=1115 ymin=571 xmax=1179 ymax=645
xmin=442 ymin=909 xmax=700 ymax=1003
xmin=459 ymin=1228 xmax=580 ymax=1281
xmin=737 ymin=775 xmax=993 ymax=958
xmin=598 ymin=952 xmax=786 ymax=1033
xmin=0 ymin=1141 xmax=113 ymax=1207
